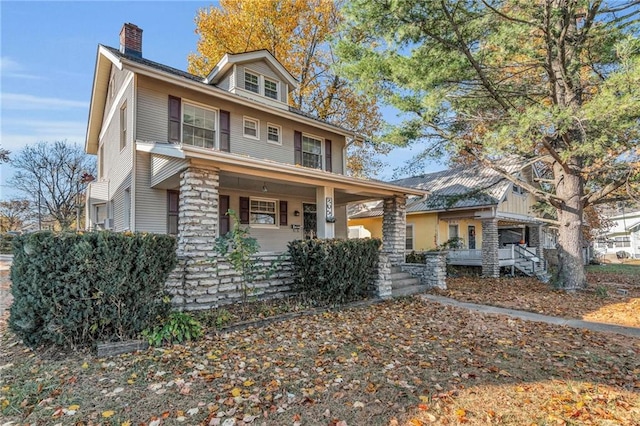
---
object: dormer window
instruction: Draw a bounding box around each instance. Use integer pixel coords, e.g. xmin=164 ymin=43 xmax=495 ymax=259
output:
xmin=244 ymin=71 xmax=259 ymax=93
xmin=264 ymin=78 xmax=278 ymax=100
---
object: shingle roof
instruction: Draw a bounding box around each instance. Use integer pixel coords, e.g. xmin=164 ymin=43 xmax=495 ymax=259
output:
xmin=350 ymin=162 xmax=519 ymax=219
xmin=102 ymin=45 xmax=351 ymax=133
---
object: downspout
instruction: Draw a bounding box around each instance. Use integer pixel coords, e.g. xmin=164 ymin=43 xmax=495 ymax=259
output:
xmin=131 ymin=74 xmax=137 ymax=231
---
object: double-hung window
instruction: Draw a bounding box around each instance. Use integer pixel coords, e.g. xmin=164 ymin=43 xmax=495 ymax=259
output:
xmin=302 ymin=135 xmax=322 ymax=169
xmin=244 ymin=71 xmax=259 ymax=93
xmin=264 ymin=78 xmax=278 ymax=100
xmin=243 ymin=117 xmax=259 ymax=139
xmin=250 ymin=198 xmax=277 ymax=226
xmin=267 ymin=123 xmax=281 ymax=144
xmin=182 ymin=103 xmax=216 ymax=149
xmin=406 ymin=224 xmax=414 ymax=251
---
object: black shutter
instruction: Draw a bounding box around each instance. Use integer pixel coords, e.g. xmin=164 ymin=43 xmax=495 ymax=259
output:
xmin=220 ymin=110 xmax=230 ymax=152
xmin=167 ymin=190 xmax=179 ymax=235
xmin=279 ymin=200 xmax=288 ymax=226
xmin=294 ymin=131 xmax=302 ymax=165
xmin=239 ymin=196 xmax=250 ymax=224
xmin=325 ymin=139 xmax=332 ymax=172
xmin=219 ymin=195 xmax=230 ymax=235
xmin=168 ymin=96 xmax=181 ymax=142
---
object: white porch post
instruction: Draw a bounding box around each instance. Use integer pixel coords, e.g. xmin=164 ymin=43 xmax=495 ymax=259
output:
xmin=316 ymin=186 xmax=335 ymax=239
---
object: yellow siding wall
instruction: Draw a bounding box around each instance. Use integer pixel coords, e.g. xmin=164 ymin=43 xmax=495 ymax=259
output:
xmin=349 ymin=217 xmax=382 ymax=240
xmin=498 ymin=190 xmax=536 ymax=216
xmin=349 ymin=213 xmax=486 ymax=251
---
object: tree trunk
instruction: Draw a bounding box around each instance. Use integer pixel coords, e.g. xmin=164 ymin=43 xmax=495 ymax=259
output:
xmin=554 ymin=160 xmax=586 ymax=290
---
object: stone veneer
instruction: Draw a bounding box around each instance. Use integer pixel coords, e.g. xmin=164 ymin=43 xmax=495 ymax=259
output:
xmin=401 ymin=251 xmax=448 ymax=289
xmin=376 ymin=253 xmax=393 ymax=299
xmin=481 ymin=218 xmax=500 ymax=277
xmin=382 ymin=196 xmax=406 ymax=265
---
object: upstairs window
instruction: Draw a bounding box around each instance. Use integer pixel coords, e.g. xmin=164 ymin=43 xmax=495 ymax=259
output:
xmin=183 ymin=103 xmax=216 ymax=148
xmin=244 ymin=71 xmax=259 ymax=93
xmin=267 ymin=123 xmax=281 ymax=144
xmin=243 ymin=117 xmax=259 ymax=139
xmin=302 ymin=135 xmax=322 ymax=169
xmin=264 ymin=78 xmax=278 ymax=100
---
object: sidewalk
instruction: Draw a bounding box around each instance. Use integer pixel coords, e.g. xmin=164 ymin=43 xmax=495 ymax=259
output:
xmin=421 ymin=293 xmax=640 ymax=339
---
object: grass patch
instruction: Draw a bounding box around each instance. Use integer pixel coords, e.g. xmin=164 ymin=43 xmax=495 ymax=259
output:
xmin=587 ymin=263 xmax=640 ymax=275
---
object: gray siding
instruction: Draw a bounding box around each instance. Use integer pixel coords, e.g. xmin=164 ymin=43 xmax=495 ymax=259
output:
xmin=135 ymin=151 xmax=170 ymax=233
xmin=135 ymin=75 xmax=346 ymax=174
xmin=225 ymin=190 xmax=314 ymax=252
xmin=217 ymin=71 xmax=230 ymax=91
xmin=93 ymin=71 xmax=134 ymax=231
xmin=150 ymin=154 xmax=188 ymax=188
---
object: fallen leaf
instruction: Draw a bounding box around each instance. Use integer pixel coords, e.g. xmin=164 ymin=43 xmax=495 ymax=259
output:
xmin=102 ymin=410 xmax=115 ymax=418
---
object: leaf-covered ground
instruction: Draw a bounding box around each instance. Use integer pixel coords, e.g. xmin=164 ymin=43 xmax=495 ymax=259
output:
xmin=430 ymin=266 xmax=640 ymax=328
xmin=2 ymin=297 xmax=639 ymax=425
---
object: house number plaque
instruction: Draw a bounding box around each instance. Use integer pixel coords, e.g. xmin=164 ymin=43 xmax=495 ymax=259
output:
xmin=326 ymin=197 xmax=333 ymax=217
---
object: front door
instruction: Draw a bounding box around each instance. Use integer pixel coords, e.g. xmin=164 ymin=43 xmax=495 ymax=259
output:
xmin=303 ymin=203 xmax=317 ymax=239
xmin=468 ymin=225 xmax=476 ymax=249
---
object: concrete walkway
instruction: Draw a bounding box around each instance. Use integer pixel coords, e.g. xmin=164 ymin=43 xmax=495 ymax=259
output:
xmin=421 ymin=294 xmax=640 ymax=339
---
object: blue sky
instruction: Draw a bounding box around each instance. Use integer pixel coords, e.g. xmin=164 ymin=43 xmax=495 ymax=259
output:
xmin=0 ymin=1 xmax=435 ymax=201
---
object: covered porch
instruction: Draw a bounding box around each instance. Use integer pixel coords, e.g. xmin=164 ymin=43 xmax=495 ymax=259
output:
xmin=140 ymin=142 xmax=425 ymax=308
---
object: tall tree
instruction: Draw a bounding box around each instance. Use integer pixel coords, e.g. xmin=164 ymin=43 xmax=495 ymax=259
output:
xmin=187 ymin=0 xmax=387 ymax=177
xmin=0 ymin=199 xmax=30 ymax=232
xmin=10 ymin=141 xmax=96 ymax=230
xmin=337 ymin=0 xmax=640 ymax=289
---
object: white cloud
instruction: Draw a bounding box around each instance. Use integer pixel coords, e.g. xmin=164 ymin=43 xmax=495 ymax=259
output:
xmin=2 ymin=93 xmax=87 ymax=110
xmin=0 ymin=56 xmax=43 ymax=80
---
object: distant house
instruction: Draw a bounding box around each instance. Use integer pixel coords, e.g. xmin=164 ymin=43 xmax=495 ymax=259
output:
xmin=349 ymin=162 xmax=553 ymax=279
xmin=593 ymin=210 xmax=640 ymax=259
xmin=84 ymin=23 xmax=424 ymax=309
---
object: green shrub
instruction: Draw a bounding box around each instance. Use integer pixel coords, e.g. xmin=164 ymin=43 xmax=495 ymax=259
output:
xmin=9 ymin=231 xmax=177 ymax=349
xmin=406 ymin=251 xmax=426 ymax=264
xmin=287 ymin=238 xmax=381 ymax=306
xmin=143 ymin=311 xmax=203 ymax=346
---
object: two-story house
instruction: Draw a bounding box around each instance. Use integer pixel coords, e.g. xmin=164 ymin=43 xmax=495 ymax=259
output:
xmin=349 ymin=162 xmax=552 ymax=278
xmin=85 ymin=24 xmax=424 ymax=308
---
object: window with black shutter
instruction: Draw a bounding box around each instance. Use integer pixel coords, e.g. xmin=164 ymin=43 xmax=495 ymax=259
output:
xmin=168 ymin=96 xmax=181 ymax=142
xmin=325 ymin=139 xmax=332 ymax=172
xmin=239 ymin=196 xmax=250 ymax=224
xmin=219 ymin=195 xmax=230 ymax=235
xmin=220 ymin=110 xmax=230 ymax=152
xmin=279 ymin=201 xmax=288 ymax=226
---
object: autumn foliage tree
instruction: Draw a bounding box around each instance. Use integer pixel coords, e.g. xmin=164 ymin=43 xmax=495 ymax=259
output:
xmin=338 ymin=0 xmax=640 ymax=289
xmin=187 ymin=0 xmax=387 ymax=177
xmin=0 ymin=199 xmax=31 ymax=232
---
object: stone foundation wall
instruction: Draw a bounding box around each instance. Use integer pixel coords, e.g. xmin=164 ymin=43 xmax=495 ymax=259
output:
xmin=401 ymin=252 xmax=447 ymax=289
xmin=168 ymin=253 xmax=294 ymax=311
xmin=481 ymin=219 xmax=500 ymax=277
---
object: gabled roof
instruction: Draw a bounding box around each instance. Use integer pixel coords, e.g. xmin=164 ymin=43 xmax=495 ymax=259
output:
xmin=351 ymin=162 xmax=521 ymax=219
xmin=204 ymin=49 xmax=297 ymax=89
xmin=85 ymin=45 xmax=360 ymax=154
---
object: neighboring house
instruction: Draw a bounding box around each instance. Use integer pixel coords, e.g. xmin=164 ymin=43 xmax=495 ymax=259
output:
xmin=349 ymin=162 xmax=552 ymax=278
xmin=593 ymin=210 xmax=640 ymax=259
xmin=84 ymin=24 xmax=424 ymax=308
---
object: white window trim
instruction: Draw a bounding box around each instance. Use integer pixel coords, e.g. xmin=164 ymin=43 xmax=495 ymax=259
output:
xmin=243 ymin=116 xmax=260 ymax=140
xmin=406 ymin=223 xmax=414 ymax=251
xmin=448 ymin=224 xmax=459 ymax=240
xmin=249 ymin=197 xmax=279 ymax=229
xmin=302 ymin=132 xmax=324 ymax=169
xmin=182 ymin=100 xmax=218 ymax=149
xmin=266 ymin=123 xmax=282 ymax=145
xmin=264 ymin=77 xmax=279 ymax=100
xmin=119 ymin=102 xmax=127 ymax=152
xmin=244 ymin=68 xmax=260 ymax=94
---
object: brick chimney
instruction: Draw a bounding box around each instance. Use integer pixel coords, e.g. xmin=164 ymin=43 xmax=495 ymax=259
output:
xmin=119 ymin=23 xmax=143 ymax=58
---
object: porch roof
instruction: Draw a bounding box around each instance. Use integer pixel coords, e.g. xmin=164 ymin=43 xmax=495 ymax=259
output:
xmin=138 ymin=141 xmax=426 ymax=204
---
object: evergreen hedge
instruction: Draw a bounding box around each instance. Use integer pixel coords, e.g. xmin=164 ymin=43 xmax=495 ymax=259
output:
xmin=287 ymin=238 xmax=381 ymax=305
xmin=9 ymin=231 xmax=177 ymax=348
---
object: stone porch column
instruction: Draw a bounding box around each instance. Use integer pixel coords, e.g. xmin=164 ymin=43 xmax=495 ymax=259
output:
xmin=169 ymin=165 xmax=221 ymax=308
xmin=382 ymin=196 xmax=406 ymax=265
xmin=316 ymin=186 xmax=335 ymax=239
xmin=481 ymin=218 xmax=500 ymax=277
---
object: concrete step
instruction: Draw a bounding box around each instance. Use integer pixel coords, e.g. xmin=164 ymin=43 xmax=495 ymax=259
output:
xmin=392 ymin=284 xmax=428 ymax=297
xmin=391 ymin=277 xmax=420 ymax=288
xmin=390 ymin=271 xmax=415 ymax=281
